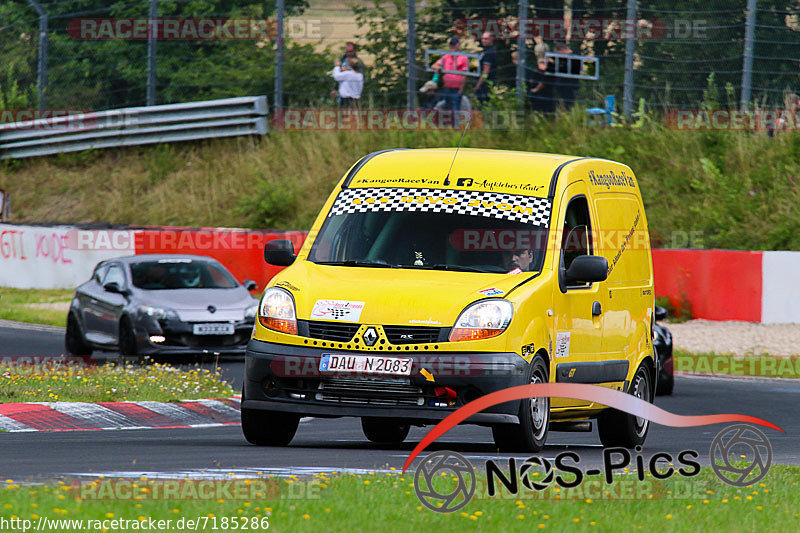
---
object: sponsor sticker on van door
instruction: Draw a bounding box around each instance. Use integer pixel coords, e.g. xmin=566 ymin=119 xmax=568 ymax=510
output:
xmin=555 ymin=332 xmax=571 ymax=358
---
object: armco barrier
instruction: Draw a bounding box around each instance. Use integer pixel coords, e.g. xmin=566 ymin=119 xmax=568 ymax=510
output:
xmin=0 ymin=96 xmax=268 ymax=160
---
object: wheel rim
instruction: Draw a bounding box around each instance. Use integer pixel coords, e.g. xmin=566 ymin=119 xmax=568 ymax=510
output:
xmin=632 ymin=370 xmax=649 ymax=437
xmin=530 ymin=369 xmax=549 ymax=440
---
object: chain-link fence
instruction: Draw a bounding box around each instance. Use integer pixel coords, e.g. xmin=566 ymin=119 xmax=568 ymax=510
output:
xmin=1 ymin=1 xmax=798 ymax=121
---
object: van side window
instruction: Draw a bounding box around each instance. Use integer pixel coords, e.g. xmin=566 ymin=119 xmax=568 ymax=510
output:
xmin=93 ymin=264 xmax=108 ymax=284
xmin=560 ymin=196 xmax=593 ymax=288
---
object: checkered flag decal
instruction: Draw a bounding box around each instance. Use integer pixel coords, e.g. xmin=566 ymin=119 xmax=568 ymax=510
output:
xmin=329 ymin=188 xmax=551 ymax=227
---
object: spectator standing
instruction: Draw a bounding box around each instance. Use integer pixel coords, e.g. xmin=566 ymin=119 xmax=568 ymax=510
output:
xmin=433 ymin=37 xmax=468 ymax=121
xmin=331 ymin=42 xmax=367 ymax=102
xmin=332 ymin=58 xmax=364 ymax=108
xmin=474 ymin=32 xmax=497 ymax=108
xmin=553 ymin=41 xmax=581 ymax=109
xmin=529 ymin=57 xmax=555 ymax=113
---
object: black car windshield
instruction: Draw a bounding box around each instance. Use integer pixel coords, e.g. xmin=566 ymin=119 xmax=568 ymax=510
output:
xmin=130 ymin=260 xmax=238 ymax=290
xmin=308 ymin=188 xmax=552 ymax=273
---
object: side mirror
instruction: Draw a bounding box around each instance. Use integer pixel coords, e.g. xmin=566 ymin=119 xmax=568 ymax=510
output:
xmin=264 ymin=239 xmax=296 ymax=267
xmin=243 ymin=279 xmax=257 ymax=291
xmin=565 ymin=255 xmax=608 ymax=285
xmin=103 ymin=282 xmax=128 ymax=295
xmin=654 ymin=305 xmax=668 ymax=321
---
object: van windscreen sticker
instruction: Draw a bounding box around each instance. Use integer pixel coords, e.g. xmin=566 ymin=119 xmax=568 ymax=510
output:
xmin=329 ymin=188 xmax=551 ymax=227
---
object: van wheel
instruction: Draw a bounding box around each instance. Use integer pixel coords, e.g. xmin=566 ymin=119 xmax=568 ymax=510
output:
xmin=361 ymin=418 xmax=410 ymax=444
xmin=492 ymin=354 xmax=550 ymax=452
xmin=65 ymin=313 xmax=92 ymax=356
xmin=598 ymin=362 xmax=652 ymax=448
xmin=241 ymin=408 xmax=300 ymax=446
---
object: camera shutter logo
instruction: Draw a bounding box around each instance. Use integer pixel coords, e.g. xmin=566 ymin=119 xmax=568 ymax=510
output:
xmin=414 ymin=451 xmax=476 ymax=513
xmin=519 ymin=456 xmax=555 ymax=491
xmin=710 ymin=424 xmax=772 ymax=487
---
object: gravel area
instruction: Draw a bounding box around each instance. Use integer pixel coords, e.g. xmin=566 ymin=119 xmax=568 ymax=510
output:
xmin=668 ymin=320 xmax=800 ymax=356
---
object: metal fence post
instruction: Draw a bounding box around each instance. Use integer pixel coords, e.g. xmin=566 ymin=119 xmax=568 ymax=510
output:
xmin=622 ymin=0 xmax=637 ymax=120
xmin=26 ymin=1 xmax=48 ymax=110
xmin=406 ymin=0 xmax=417 ymax=110
xmin=516 ymin=0 xmax=528 ymax=113
xmin=146 ymin=0 xmax=158 ymax=106
xmin=740 ymin=0 xmax=757 ymax=109
xmin=275 ymin=0 xmax=285 ymax=116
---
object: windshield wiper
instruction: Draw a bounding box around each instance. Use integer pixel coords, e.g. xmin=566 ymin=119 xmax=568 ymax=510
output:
xmin=424 ymin=264 xmax=490 ymax=273
xmin=315 ymin=260 xmax=394 ymax=268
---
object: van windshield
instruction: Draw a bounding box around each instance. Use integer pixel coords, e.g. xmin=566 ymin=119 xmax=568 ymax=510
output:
xmin=308 ymin=188 xmax=552 ymax=274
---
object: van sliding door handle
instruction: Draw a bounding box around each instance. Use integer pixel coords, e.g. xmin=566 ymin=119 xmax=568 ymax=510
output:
xmin=592 ymin=301 xmax=602 ymax=316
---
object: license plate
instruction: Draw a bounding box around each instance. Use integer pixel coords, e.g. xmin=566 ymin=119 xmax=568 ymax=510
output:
xmin=192 ymin=323 xmax=235 ymax=335
xmin=319 ymin=354 xmax=413 ymax=376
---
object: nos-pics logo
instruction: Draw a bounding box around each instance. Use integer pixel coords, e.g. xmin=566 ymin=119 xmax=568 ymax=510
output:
xmin=413 ymin=424 xmax=773 ymax=513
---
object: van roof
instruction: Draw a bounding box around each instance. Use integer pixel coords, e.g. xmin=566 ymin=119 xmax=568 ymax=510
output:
xmin=344 ymin=148 xmax=584 ymax=197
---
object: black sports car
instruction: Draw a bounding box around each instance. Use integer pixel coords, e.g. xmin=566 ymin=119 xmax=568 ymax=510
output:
xmin=654 ymin=305 xmax=674 ymax=395
xmin=66 ymin=254 xmax=258 ymax=359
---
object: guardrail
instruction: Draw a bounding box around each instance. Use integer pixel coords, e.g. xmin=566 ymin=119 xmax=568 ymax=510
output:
xmin=0 ymin=96 xmax=269 ymax=159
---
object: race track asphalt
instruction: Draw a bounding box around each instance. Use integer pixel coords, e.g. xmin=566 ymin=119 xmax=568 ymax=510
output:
xmin=1 ymin=323 xmax=797 ymax=480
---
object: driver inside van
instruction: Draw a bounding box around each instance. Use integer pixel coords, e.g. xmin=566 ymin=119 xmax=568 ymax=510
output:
xmin=505 ymin=248 xmax=534 ymax=273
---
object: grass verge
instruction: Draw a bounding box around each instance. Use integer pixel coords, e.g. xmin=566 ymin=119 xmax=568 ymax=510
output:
xmin=0 ymin=466 xmax=797 ymax=532
xmin=0 ymin=362 xmax=233 ymax=402
xmin=0 ymin=288 xmax=72 ymax=327
xmin=674 ymin=351 xmax=800 ymax=379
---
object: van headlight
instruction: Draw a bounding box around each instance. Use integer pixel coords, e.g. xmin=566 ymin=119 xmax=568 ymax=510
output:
xmin=449 ymin=299 xmax=513 ymax=342
xmin=258 ymin=287 xmax=298 ymax=335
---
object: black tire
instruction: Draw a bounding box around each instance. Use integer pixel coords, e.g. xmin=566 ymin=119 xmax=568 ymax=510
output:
xmin=492 ymin=354 xmax=550 ymax=452
xmin=65 ymin=312 xmax=92 ymax=356
xmin=657 ymin=372 xmax=674 ymax=396
xmin=241 ymin=408 xmax=300 ymax=446
xmin=361 ymin=418 xmax=410 ymax=444
xmin=118 ymin=317 xmax=141 ymax=363
xmin=598 ymin=362 xmax=652 ymax=448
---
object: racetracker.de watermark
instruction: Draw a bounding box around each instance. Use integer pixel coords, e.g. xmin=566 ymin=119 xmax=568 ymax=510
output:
xmin=71 ymin=478 xmax=322 ymax=501
xmin=0 ymin=109 xmax=95 ymax=131
xmin=665 ymin=109 xmax=800 ymax=131
xmin=457 ymin=17 xmax=708 ymax=40
xmin=274 ymin=109 xmax=523 ymax=131
xmin=67 ymin=18 xmax=324 ymax=40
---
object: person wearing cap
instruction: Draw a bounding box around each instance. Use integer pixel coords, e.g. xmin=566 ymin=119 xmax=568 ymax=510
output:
xmin=432 ymin=37 xmax=468 ymax=122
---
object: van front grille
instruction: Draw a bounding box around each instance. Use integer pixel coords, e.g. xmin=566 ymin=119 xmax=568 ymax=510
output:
xmin=315 ymin=377 xmax=424 ymax=406
xmin=383 ymin=325 xmax=442 ymax=344
xmin=305 ymin=320 xmax=360 ymax=342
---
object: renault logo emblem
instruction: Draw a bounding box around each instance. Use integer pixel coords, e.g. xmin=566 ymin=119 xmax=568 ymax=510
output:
xmin=363 ymin=327 xmax=378 ymax=346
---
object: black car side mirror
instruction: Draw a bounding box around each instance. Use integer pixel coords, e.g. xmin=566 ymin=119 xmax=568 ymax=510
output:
xmin=264 ymin=239 xmax=296 ymax=267
xmin=655 ymin=305 xmax=668 ymax=321
xmin=565 ymin=255 xmax=608 ymax=285
xmin=243 ymin=279 xmax=257 ymax=291
xmin=103 ymin=282 xmax=128 ymax=295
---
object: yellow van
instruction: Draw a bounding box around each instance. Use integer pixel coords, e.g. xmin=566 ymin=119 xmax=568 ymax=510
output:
xmin=242 ymin=148 xmax=656 ymax=452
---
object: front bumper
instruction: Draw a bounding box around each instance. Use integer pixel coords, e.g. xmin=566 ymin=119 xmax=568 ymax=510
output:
xmin=243 ymin=339 xmax=528 ymax=425
xmin=134 ymin=316 xmax=253 ymax=355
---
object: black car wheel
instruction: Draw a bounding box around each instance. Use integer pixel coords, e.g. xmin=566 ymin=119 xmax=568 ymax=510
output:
xmin=65 ymin=312 xmax=92 ymax=356
xmin=118 ymin=317 xmax=140 ymax=362
xmin=361 ymin=418 xmax=410 ymax=445
xmin=492 ymin=353 xmax=550 ymax=452
xmin=598 ymin=362 xmax=652 ymax=448
xmin=657 ymin=370 xmax=674 ymax=396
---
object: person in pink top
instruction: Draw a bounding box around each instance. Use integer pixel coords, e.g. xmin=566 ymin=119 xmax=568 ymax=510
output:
xmin=433 ymin=37 xmax=468 ymax=122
